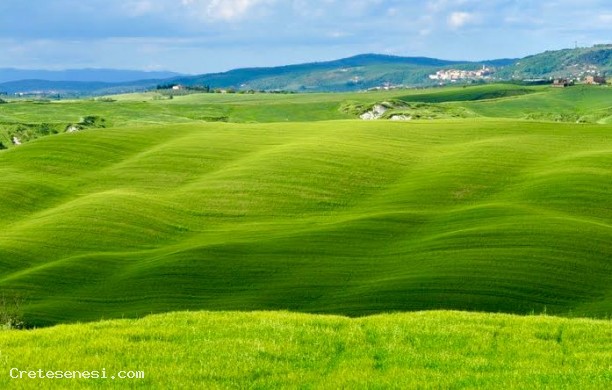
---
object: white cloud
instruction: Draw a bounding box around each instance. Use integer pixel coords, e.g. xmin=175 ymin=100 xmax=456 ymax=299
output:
xmin=448 ymin=11 xmax=474 ymax=28
xmin=599 ymin=14 xmax=612 ymax=23
xmin=122 ymin=1 xmax=158 ymax=17
xmin=1 ymin=1 xmax=611 ymax=73
xmin=427 ymin=0 xmax=470 ymax=13
xmin=328 ymin=31 xmax=350 ymax=39
xmin=182 ymin=0 xmax=276 ymax=22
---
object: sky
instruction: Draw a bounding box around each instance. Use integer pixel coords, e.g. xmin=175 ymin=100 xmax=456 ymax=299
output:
xmin=0 ymin=0 xmax=610 ymax=74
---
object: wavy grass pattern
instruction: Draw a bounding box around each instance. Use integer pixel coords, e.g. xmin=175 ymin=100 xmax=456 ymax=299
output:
xmin=0 ymin=118 xmax=610 ymax=326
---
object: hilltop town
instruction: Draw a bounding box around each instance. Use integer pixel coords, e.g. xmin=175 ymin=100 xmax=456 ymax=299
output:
xmin=428 ymin=66 xmax=494 ymax=82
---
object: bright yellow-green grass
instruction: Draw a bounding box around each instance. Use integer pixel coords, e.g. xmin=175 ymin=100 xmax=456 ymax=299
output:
xmin=1 ymin=310 xmax=610 ymax=389
xmin=0 ymin=117 xmax=611 ymax=326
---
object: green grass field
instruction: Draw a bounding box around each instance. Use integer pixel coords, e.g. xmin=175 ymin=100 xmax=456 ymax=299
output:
xmin=0 ymin=84 xmax=611 ymax=387
xmin=1 ymin=310 xmax=610 ymax=389
xmin=0 ymin=116 xmax=611 ymax=325
xmin=1 ymin=85 xmax=609 ymax=145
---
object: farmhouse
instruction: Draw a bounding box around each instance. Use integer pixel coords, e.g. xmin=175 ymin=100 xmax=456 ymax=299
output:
xmin=171 ymin=85 xmax=184 ymax=90
xmin=583 ymin=75 xmax=606 ymax=85
xmin=552 ymin=79 xmax=569 ymax=88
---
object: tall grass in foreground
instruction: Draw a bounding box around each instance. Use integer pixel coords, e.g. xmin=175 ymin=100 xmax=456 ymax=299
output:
xmin=0 ymin=310 xmax=610 ymax=389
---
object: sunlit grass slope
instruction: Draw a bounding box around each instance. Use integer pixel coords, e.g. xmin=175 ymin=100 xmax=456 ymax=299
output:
xmin=1 ymin=85 xmax=610 ymax=138
xmin=0 ymin=92 xmax=359 ymax=129
xmin=393 ymin=84 xmax=611 ymax=123
xmin=397 ymin=83 xmax=539 ymax=103
xmin=1 ymin=311 xmax=611 ymax=389
xmin=0 ymin=119 xmax=610 ymax=326
xmin=462 ymin=85 xmax=612 ymax=123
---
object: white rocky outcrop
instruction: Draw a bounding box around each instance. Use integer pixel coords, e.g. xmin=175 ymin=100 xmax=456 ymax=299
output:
xmin=360 ymin=104 xmax=387 ymax=120
xmin=390 ymin=115 xmax=412 ymax=121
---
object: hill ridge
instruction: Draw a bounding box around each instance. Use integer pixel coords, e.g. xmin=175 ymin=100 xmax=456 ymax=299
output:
xmin=1 ymin=45 xmax=609 ymax=95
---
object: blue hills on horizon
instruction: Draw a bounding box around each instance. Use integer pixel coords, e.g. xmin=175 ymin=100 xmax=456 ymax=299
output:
xmin=0 ymin=45 xmax=609 ymax=95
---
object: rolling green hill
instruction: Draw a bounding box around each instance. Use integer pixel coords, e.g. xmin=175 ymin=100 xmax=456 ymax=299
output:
xmin=1 ymin=60 xmax=611 ymax=390
xmin=463 ymin=85 xmax=612 ymax=123
xmin=1 ymin=83 xmax=609 ymax=149
xmin=1 ymin=311 xmax=611 ymax=389
xmin=496 ymin=44 xmax=612 ymax=79
xmin=0 ymin=109 xmax=611 ymax=326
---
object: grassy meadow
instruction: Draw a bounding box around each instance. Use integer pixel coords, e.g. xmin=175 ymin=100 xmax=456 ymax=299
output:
xmin=0 ymin=83 xmax=611 ymax=387
xmin=0 ymin=107 xmax=611 ymax=324
xmin=1 ymin=310 xmax=611 ymax=389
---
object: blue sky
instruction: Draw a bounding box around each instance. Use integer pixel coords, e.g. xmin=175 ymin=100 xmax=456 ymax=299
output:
xmin=0 ymin=0 xmax=610 ymax=73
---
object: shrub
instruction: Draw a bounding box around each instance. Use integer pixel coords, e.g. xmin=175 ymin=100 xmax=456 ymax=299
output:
xmin=37 ymin=123 xmax=56 ymax=135
xmin=0 ymin=292 xmax=26 ymax=330
xmin=79 ymin=116 xmax=107 ymax=128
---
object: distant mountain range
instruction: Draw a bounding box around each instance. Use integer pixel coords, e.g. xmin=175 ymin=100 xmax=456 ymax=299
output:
xmin=0 ymin=68 xmax=183 ymax=84
xmin=169 ymin=55 xmax=517 ymax=93
xmin=0 ymin=45 xmax=609 ymax=96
